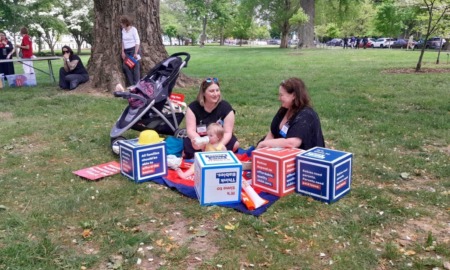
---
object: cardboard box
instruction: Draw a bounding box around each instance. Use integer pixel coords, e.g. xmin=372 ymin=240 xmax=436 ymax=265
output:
xmin=252 ymin=148 xmax=304 ymax=197
xmin=194 ymin=151 xmax=242 ymax=206
xmin=118 ymin=139 xmax=167 ymax=183
xmin=6 ymin=74 xmax=37 ymax=87
xmin=296 ymin=147 xmax=353 ymax=203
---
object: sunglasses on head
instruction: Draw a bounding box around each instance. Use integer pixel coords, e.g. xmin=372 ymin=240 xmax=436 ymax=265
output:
xmin=205 ymin=77 xmax=219 ymax=83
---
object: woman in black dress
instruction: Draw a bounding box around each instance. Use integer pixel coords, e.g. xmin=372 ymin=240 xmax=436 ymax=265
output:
xmin=0 ymin=31 xmax=15 ymax=76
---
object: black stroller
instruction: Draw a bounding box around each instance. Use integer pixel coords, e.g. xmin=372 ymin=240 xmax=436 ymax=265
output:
xmin=110 ymin=52 xmax=190 ymax=154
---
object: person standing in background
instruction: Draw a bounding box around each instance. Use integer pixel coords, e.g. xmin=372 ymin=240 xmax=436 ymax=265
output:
xmin=15 ymin=27 xmax=34 ymax=74
xmin=0 ymin=31 xmax=15 ymax=76
xmin=120 ymin=15 xmax=140 ymax=86
xmin=343 ymin=37 xmax=349 ymax=49
xmin=407 ymin=35 xmax=414 ymax=50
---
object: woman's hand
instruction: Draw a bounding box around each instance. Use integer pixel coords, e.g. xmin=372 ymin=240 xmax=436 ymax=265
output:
xmin=185 ymin=108 xmax=202 ymax=150
xmin=121 ymin=51 xmax=126 ymax=60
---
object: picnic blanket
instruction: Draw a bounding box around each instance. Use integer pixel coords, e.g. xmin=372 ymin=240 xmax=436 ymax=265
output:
xmin=152 ymin=170 xmax=278 ymax=217
xmin=152 ymin=149 xmax=279 ymax=217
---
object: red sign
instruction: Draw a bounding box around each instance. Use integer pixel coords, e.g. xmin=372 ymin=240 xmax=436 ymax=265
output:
xmin=169 ymin=93 xmax=185 ymax=102
xmin=73 ymin=161 xmax=121 ymax=181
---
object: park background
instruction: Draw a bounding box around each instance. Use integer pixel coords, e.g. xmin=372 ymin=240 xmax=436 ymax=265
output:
xmin=1 ymin=45 xmax=449 ymax=269
xmin=1 ymin=0 xmax=450 ymax=269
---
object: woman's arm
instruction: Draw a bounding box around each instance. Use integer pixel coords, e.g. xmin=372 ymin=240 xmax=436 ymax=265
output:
xmin=121 ymin=40 xmax=126 ymax=60
xmin=257 ymin=137 xmax=302 ymax=149
xmin=185 ymin=108 xmax=202 ymax=150
xmin=134 ymin=27 xmax=140 ymax=58
xmin=221 ymin=110 xmax=235 ymax=146
xmin=134 ymin=44 xmax=140 ymax=59
xmin=6 ymin=42 xmax=14 ymax=58
xmin=63 ymin=57 xmax=79 ymax=72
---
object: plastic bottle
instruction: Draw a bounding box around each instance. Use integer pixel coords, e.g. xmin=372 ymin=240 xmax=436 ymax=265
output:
xmin=194 ymin=136 xmax=209 ymax=146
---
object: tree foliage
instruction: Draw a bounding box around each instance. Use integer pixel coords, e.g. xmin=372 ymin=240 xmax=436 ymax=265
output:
xmin=61 ymin=0 xmax=93 ymax=54
xmin=374 ymin=1 xmax=405 ymax=38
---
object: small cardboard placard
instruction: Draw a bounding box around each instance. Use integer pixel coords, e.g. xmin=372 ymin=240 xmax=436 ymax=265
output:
xmin=73 ymin=161 xmax=121 ymax=181
xmin=194 ymin=151 xmax=242 ymax=205
xmin=118 ymin=139 xmax=167 ymax=183
xmin=296 ymin=147 xmax=353 ymax=203
xmin=252 ymin=148 xmax=304 ymax=197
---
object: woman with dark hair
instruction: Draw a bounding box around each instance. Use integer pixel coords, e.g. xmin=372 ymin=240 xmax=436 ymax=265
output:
xmin=120 ymin=15 xmax=140 ymax=86
xmin=59 ymin=45 xmax=89 ymax=90
xmin=257 ymin=77 xmax=325 ymax=150
xmin=0 ymin=31 xmax=15 ymax=76
xmin=183 ymin=77 xmax=239 ymax=159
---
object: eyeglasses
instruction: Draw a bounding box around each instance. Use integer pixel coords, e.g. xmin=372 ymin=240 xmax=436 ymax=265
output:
xmin=62 ymin=51 xmax=69 ymax=53
xmin=205 ymin=77 xmax=219 ymax=83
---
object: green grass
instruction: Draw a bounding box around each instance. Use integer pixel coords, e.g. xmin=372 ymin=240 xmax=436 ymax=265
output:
xmin=0 ymin=46 xmax=449 ymax=269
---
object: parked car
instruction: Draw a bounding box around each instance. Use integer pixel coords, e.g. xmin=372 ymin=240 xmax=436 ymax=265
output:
xmin=426 ymin=37 xmax=446 ymax=49
xmin=358 ymin=38 xmax=377 ymax=48
xmin=267 ymin=39 xmax=281 ymax=45
xmin=326 ymin=38 xmax=343 ymax=46
xmin=414 ymin=37 xmax=447 ymax=50
xmin=372 ymin=38 xmax=396 ymax=48
xmin=391 ymin=39 xmax=415 ymax=49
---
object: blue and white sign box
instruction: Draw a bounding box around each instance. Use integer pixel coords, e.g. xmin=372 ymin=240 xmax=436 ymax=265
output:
xmin=118 ymin=139 xmax=167 ymax=183
xmin=194 ymin=151 xmax=242 ymax=206
xmin=296 ymin=147 xmax=353 ymax=203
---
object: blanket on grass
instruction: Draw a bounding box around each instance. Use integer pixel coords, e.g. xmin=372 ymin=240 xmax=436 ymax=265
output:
xmin=153 ymin=149 xmax=279 ymax=217
xmin=152 ymin=173 xmax=278 ymax=217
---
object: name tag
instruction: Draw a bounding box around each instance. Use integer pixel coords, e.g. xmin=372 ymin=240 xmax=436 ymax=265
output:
xmin=279 ymin=124 xmax=289 ymax=138
xmin=197 ymin=124 xmax=207 ymax=136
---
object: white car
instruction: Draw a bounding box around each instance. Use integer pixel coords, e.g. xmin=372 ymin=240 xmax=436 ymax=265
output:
xmin=372 ymin=38 xmax=396 ymax=48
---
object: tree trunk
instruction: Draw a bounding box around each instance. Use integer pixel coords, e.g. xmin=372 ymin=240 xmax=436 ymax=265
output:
xmin=280 ymin=21 xmax=290 ymax=49
xmin=299 ymin=0 xmax=314 ymax=48
xmin=200 ymin=16 xmax=207 ymax=47
xmin=89 ymin=0 xmax=176 ymax=92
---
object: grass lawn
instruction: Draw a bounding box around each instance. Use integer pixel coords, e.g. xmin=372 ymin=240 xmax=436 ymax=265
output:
xmin=0 ymin=46 xmax=449 ymax=269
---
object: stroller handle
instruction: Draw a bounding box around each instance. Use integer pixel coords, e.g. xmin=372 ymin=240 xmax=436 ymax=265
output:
xmin=170 ymin=52 xmax=190 ymax=67
xmin=113 ymin=91 xmax=148 ymax=105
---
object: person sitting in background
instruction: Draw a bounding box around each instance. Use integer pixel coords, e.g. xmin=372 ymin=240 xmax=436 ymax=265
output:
xmin=257 ymin=77 xmax=325 ymax=150
xmin=0 ymin=31 xmax=15 ymax=76
xmin=59 ymin=46 xmax=89 ymax=90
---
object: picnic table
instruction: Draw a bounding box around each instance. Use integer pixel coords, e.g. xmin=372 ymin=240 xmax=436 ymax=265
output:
xmin=0 ymin=56 xmax=62 ymax=83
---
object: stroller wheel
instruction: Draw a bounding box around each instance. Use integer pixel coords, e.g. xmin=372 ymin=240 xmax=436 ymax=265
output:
xmin=111 ymin=136 xmax=126 ymax=155
xmin=174 ymin=128 xmax=187 ymax=138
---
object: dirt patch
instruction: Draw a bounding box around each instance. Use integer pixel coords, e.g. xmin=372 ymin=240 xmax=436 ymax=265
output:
xmin=94 ymin=213 xmax=219 ymax=270
xmin=372 ymin=216 xmax=450 ymax=249
xmin=382 ymin=67 xmax=450 ymax=74
xmin=63 ymin=83 xmax=112 ymax=98
xmin=0 ymin=112 xmax=14 ymax=120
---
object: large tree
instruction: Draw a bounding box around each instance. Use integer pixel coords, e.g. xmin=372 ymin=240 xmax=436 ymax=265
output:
xmin=298 ymin=0 xmax=315 ymax=47
xmin=89 ymin=0 xmax=170 ymax=91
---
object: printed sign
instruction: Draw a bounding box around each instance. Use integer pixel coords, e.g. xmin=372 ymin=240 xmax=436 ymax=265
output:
xmin=194 ymin=151 xmax=242 ymax=205
xmin=73 ymin=161 xmax=121 ymax=181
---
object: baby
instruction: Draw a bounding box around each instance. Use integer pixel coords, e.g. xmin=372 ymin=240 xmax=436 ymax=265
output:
xmin=177 ymin=123 xmax=226 ymax=179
